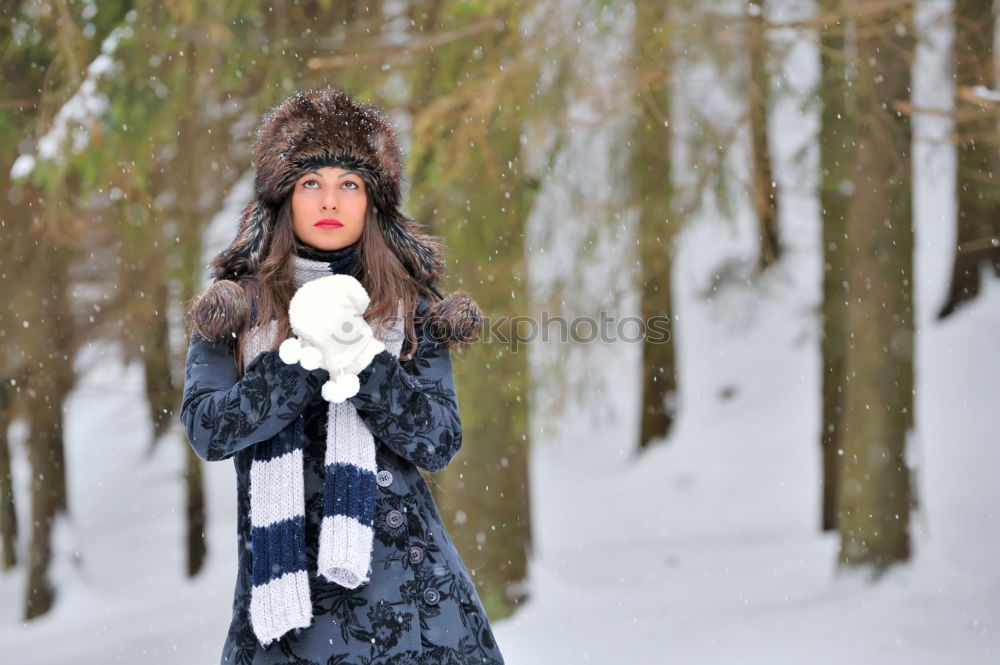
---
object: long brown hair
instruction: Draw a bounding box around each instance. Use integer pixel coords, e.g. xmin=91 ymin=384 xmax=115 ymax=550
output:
xmin=224 ymin=189 xmax=433 ymax=373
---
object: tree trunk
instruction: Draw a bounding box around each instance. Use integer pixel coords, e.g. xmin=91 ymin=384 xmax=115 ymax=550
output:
xmin=24 ymin=246 xmax=75 ymax=618
xmin=184 ymin=446 xmax=206 ymax=576
xmin=0 ymin=383 xmax=17 ymax=570
xmin=748 ymin=0 xmax=781 ymax=270
xmin=427 ymin=144 xmax=533 ymax=620
xmin=173 ymin=41 xmax=208 ymax=577
xmin=633 ymin=0 xmax=679 ymax=450
xmin=836 ymin=3 xmax=914 ymax=572
xmin=427 ymin=156 xmax=534 ymax=618
xmin=178 ymin=233 xmax=206 ymax=580
xmin=143 ymin=279 xmax=177 ymax=443
xmin=938 ymin=0 xmax=1000 ymax=318
xmin=818 ymin=0 xmax=851 ymax=532
xmin=24 ymin=396 xmax=61 ymax=619
xmin=403 ymin=0 xmax=533 ymax=619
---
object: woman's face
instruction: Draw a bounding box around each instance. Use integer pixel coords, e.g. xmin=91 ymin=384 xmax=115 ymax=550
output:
xmin=290 ymin=166 xmax=367 ymax=251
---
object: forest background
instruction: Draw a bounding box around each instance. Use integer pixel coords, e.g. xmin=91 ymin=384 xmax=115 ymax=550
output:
xmin=1 ymin=0 xmax=998 ymax=663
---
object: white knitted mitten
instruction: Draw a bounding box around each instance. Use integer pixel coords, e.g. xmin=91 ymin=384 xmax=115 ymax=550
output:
xmin=278 ymin=275 xmax=385 ymax=402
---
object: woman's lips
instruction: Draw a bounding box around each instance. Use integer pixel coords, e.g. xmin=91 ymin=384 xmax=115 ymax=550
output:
xmin=315 ymin=219 xmax=343 ymax=229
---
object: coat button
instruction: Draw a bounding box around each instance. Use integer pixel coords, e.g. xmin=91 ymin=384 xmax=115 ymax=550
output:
xmin=423 ymin=588 xmax=440 ymax=605
xmin=408 ymin=546 xmax=424 ymax=565
xmin=385 ymin=509 xmax=404 ymax=529
xmin=376 ymin=470 xmax=393 ymax=487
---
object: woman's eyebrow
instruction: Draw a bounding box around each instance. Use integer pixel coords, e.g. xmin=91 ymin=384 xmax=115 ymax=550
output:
xmin=299 ymin=169 xmax=358 ymax=179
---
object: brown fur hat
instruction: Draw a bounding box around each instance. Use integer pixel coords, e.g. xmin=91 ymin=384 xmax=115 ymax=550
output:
xmin=211 ymin=88 xmax=446 ymax=285
xmin=197 ymin=88 xmax=481 ymax=348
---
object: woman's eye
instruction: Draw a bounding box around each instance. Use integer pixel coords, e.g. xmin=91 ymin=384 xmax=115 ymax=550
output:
xmin=343 ymin=180 xmax=359 ymax=190
xmin=302 ymin=179 xmax=319 ymax=189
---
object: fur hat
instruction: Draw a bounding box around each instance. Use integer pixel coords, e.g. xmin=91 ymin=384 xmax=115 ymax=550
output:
xmin=213 ymin=88 xmax=445 ymax=285
xmin=194 ymin=88 xmax=482 ymax=348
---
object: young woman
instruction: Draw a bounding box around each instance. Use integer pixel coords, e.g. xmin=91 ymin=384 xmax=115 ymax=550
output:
xmin=181 ymin=88 xmax=505 ymax=665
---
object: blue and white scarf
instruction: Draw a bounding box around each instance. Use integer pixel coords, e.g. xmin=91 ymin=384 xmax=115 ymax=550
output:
xmin=241 ymin=251 xmax=403 ymax=646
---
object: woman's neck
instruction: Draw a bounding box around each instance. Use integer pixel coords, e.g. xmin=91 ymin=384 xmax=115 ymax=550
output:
xmin=295 ymin=241 xmax=358 ymax=263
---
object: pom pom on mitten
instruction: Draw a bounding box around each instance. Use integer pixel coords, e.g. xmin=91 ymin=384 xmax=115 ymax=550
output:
xmin=278 ymin=337 xmax=324 ymax=371
xmin=321 ymin=373 xmax=362 ymax=403
xmin=299 ymin=346 xmax=323 ymax=371
xmin=278 ymin=337 xmax=301 ymax=364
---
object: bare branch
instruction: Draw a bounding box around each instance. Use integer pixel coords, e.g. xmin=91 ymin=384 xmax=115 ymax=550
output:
xmin=958 ymin=84 xmax=1000 ymax=108
xmin=958 ymin=236 xmax=1000 ymax=255
xmin=307 ymin=17 xmax=507 ymax=70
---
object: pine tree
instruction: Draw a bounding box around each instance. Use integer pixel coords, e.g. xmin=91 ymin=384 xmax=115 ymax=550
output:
xmin=938 ymin=0 xmax=1000 ymax=318
xmin=818 ymin=0 xmax=852 ymax=532
xmin=401 ymin=0 xmax=541 ymax=617
xmin=632 ymin=0 xmax=680 ymax=449
xmin=748 ymin=0 xmax=781 ymax=270
xmin=0 ymin=380 xmax=17 ymax=570
xmin=836 ymin=0 xmax=915 ymax=572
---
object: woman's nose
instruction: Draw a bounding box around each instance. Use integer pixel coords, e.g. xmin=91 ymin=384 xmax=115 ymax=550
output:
xmin=321 ymin=191 xmax=338 ymax=210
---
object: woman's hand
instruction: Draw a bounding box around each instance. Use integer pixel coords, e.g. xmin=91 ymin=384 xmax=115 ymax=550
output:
xmin=279 ymin=275 xmax=385 ymax=402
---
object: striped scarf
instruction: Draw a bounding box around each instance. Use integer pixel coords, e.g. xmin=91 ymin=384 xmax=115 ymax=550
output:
xmin=241 ymin=251 xmax=403 ymax=647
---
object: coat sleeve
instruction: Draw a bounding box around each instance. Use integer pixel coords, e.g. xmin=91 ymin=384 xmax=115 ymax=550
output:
xmin=348 ymin=317 xmax=464 ymax=473
xmin=180 ymin=332 xmax=327 ymax=462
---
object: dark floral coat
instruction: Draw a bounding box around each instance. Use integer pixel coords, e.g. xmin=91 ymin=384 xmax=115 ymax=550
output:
xmin=180 ymin=311 xmax=505 ymax=665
